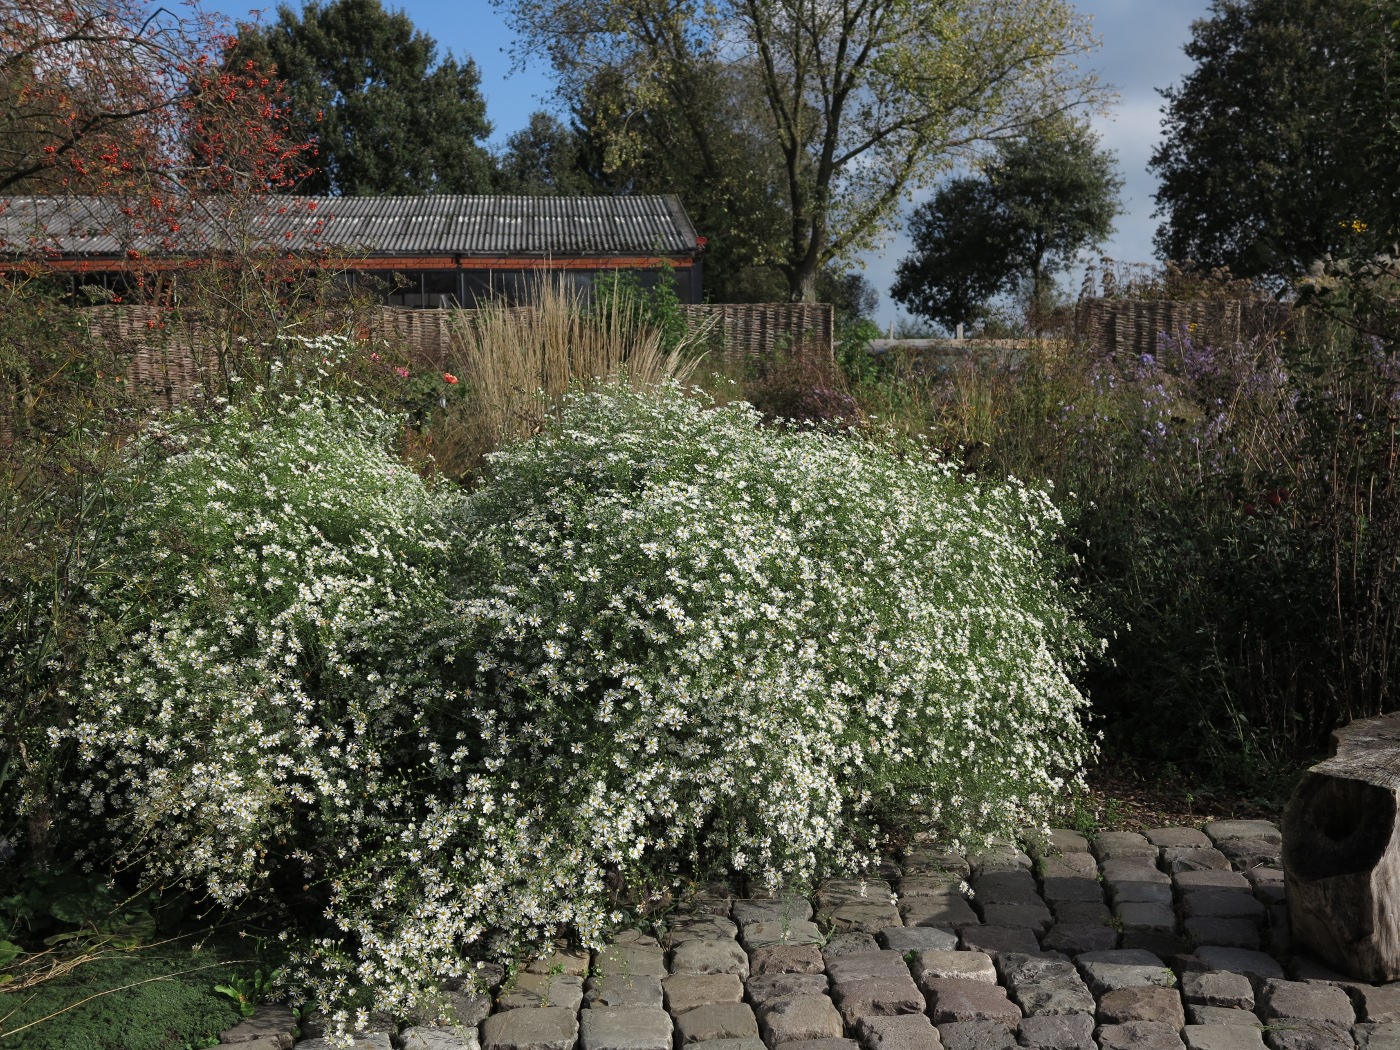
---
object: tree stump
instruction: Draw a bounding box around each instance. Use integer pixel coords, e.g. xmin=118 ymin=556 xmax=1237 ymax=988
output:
xmin=1283 ymin=710 xmax=1400 ymax=981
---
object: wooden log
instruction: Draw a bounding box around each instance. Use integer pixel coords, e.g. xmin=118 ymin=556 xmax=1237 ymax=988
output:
xmin=1283 ymin=710 xmax=1400 ymax=981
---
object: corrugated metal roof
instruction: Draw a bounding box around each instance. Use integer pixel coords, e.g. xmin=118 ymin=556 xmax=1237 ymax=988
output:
xmin=0 ymin=194 xmax=699 ymax=258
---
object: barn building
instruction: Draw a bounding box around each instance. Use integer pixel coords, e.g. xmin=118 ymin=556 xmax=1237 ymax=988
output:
xmin=0 ymin=193 xmax=704 ymax=306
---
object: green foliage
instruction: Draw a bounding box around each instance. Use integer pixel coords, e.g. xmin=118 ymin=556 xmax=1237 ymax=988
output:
xmin=594 ymin=265 xmax=690 ymax=354
xmin=494 ymin=112 xmax=595 ymax=196
xmin=0 ymin=944 xmax=248 ymax=1049
xmin=892 ymin=119 xmax=1121 ymax=330
xmin=1151 ymin=0 xmax=1400 ymax=280
xmin=233 ymin=0 xmax=495 ymax=195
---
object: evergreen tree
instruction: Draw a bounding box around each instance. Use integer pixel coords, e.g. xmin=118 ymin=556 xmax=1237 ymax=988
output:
xmin=235 ymin=0 xmax=494 ymax=195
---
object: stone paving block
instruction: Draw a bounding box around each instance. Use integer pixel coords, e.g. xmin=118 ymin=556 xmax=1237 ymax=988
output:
xmin=1357 ymin=1024 xmax=1400 ymax=1049
xmin=1100 ymin=860 xmax=1171 ymax=886
xmin=817 ymin=884 xmax=890 ymax=907
xmin=527 ymin=947 xmax=592 ymax=976
xmin=579 ymin=1008 xmax=673 ymax=1050
xmin=665 ymin=973 xmax=745 ymax=1014
xmin=674 ymin=1002 xmax=761 ymax=1046
xmin=1256 ymin=978 xmax=1355 ymax=1025
xmin=1038 ymin=854 xmax=1099 ymax=880
xmin=481 ymin=1006 xmax=580 ymax=1050
xmin=897 ymin=876 xmax=967 ymax=898
xmin=1180 ymin=892 xmax=1265 ymax=922
xmin=1240 ymin=869 xmax=1284 ymax=905
xmin=911 ymin=950 xmax=998 ymax=985
xmin=1184 ymin=918 xmax=1260 ymax=951
xmin=994 ymin=952 xmax=1076 ymax=988
xmin=1214 ymin=841 xmax=1281 ymax=871
xmin=1040 ymin=924 xmax=1118 ymax=955
xmin=968 ymin=844 xmax=1033 ymax=876
xmin=1016 ymin=1012 xmax=1095 ymax=1049
xmin=595 ymin=939 xmax=669 ymax=979
xmin=1048 ymin=901 xmax=1113 ymax=926
xmin=401 ymin=1028 xmax=481 ymax=1050
xmin=733 ymin=898 xmax=815 ymax=925
xmin=586 ymin=974 xmax=666 ymax=1010
xmin=826 ymin=901 xmax=905 ymax=934
xmin=970 ymin=870 xmax=1041 ymax=904
xmin=411 ymin=982 xmax=492 ymax=1029
xmin=1161 ymin=848 xmax=1231 ymax=875
xmin=1074 ymin=950 xmax=1176 ymax=997
xmin=671 ymin=918 xmax=741 ymax=943
xmin=827 ymin=951 xmax=916 ymax=985
xmin=1285 ymin=956 xmax=1367 ymax=989
xmin=670 ymin=938 xmax=750 ymax=978
xmin=1115 ymin=902 xmax=1177 ymax=932
xmin=877 ymin=926 xmax=958 ymax=953
xmin=1185 ymin=1007 xmax=1259 ymax=1026
xmin=741 ymin=918 xmax=826 ymax=950
xmin=1092 ymin=832 xmax=1157 ymax=862
xmin=1008 ymin=981 xmax=1096 ymax=1017
xmin=221 ymin=1006 xmax=297 ymax=1047
xmin=1048 ymin=829 xmax=1091 ymax=854
xmin=1147 ymin=828 xmax=1213 ymax=850
xmin=1355 ymin=986 xmax=1400 ymax=1024
xmin=1040 ymin=877 xmax=1104 ymax=903
xmin=831 ymin=976 xmax=926 ymax=1025
xmin=1094 ymin=1020 xmax=1187 ymax=1050
xmin=751 ymin=945 xmax=827 ymax=975
xmin=1259 ymin=1020 xmax=1353 ymax=1050
xmin=1190 ymin=948 xmax=1284 ymax=984
xmin=772 ymin=1039 xmax=862 ymax=1050
xmin=1201 ymin=821 xmax=1280 ymax=846
xmin=1180 ymin=970 xmax=1254 ymax=1009
xmin=745 ymin=972 xmax=829 ymax=1006
xmin=957 ymin=925 xmax=1041 ymax=959
xmin=1119 ymin=931 xmax=1191 ymax=959
xmin=497 ymin=972 xmax=586 ymax=1011
xmin=933 ymin=1020 xmax=1016 ymax=1050
xmin=922 ymin=979 xmax=1021 ymax=1025
xmin=1107 ymin=881 xmax=1175 ymax=907
xmin=855 ymin=1012 xmax=945 ymax=1050
xmin=1182 ymin=1027 xmax=1268 ymax=1050
xmin=976 ymin=903 xmax=1052 ymax=933
xmin=899 ymin=896 xmax=980 ymax=929
xmin=823 ymin=933 xmax=881 ymax=959
xmin=687 ymin=1040 xmax=766 ymax=1050
xmin=1174 ymin=871 xmax=1250 ymax=892
xmin=756 ymin=995 xmax=846 ymax=1044
xmin=1097 ymin=985 xmax=1187 ymax=1028
xmin=901 ymin=849 xmax=971 ymax=879
xmin=297 ymin=1037 xmax=394 ymax=1050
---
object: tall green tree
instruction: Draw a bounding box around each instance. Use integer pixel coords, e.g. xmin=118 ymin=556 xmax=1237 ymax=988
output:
xmin=891 ymin=119 xmax=1121 ymax=331
xmin=234 ymin=0 xmax=494 ymax=196
xmin=495 ymin=112 xmax=596 ymax=196
xmin=1151 ymin=0 xmax=1400 ymax=281
xmin=500 ymin=0 xmax=1107 ymax=302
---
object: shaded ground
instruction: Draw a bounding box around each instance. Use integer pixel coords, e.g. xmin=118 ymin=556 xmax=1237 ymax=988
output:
xmin=1075 ymin=754 xmax=1306 ymax=832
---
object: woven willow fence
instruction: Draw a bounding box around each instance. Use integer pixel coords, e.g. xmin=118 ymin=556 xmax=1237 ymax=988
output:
xmin=85 ymin=302 xmax=834 ymax=407
xmin=1075 ymin=298 xmax=1295 ymax=357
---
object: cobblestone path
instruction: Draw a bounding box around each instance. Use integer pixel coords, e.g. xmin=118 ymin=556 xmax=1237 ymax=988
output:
xmin=222 ymin=819 xmax=1396 ymax=1050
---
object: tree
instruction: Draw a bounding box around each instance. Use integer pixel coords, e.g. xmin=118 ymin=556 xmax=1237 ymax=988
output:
xmin=495 ymin=112 xmax=596 ymax=196
xmin=891 ymin=119 xmax=1120 ymax=331
xmin=233 ymin=0 xmax=494 ymax=196
xmin=1151 ymin=0 xmax=1400 ymax=281
xmin=501 ymin=0 xmax=1106 ymax=302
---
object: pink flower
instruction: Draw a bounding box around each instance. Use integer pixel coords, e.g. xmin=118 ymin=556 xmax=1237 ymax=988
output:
xmin=370 ymin=352 xmax=380 ymax=361
xmin=394 ymin=367 xmax=410 ymax=378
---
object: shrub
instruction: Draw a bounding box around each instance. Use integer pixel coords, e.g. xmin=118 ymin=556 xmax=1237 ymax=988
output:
xmin=60 ymin=385 xmax=1094 ymax=1035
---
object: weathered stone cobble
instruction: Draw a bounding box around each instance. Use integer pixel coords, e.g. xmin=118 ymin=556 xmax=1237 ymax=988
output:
xmin=217 ymin=816 xmax=1400 ymax=1049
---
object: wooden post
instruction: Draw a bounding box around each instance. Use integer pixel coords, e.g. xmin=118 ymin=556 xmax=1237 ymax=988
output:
xmin=1283 ymin=711 xmax=1400 ymax=981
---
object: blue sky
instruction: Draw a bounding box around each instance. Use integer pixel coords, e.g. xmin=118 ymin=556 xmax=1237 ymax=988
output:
xmin=221 ymin=0 xmax=1215 ymax=324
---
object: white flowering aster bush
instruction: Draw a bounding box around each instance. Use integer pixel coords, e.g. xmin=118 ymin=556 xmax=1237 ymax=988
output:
xmin=61 ymin=384 xmax=1096 ymax=1036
